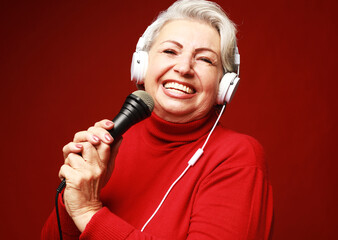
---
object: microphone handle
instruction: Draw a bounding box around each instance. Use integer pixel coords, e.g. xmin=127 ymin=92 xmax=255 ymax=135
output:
xmin=108 ymin=93 xmax=152 ymax=140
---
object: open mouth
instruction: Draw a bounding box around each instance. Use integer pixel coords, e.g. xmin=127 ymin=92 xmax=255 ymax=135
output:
xmin=163 ymin=82 xmax=195 ymax=94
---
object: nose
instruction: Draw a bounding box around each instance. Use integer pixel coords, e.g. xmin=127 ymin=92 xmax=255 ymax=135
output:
xmin=173 ymin=53 xmax=194 ymax=77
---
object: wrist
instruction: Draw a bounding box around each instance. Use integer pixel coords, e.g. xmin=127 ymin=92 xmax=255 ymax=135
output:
xmin=71 ymin=204 xmax=102 ymax=232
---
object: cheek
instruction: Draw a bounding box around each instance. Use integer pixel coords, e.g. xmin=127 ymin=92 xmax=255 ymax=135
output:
xmin=144 ymin=56 xmax=163 ymax=85
xmin=201 ymin=75 xmax=221 ymax=105
xmin=144 ymin=58 xmax=174 ymax=91
xmin=202 ymin=73 xmax=221 ymax=95
xmin=208 ymin=86 xmax=219 ymax=105
xmin=143 ymin=66 xmax=161 ymax=100
xmin=143 ymin=65 xmax=158 ymax=94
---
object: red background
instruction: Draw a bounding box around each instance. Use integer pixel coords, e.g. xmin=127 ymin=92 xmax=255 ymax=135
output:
xmin=0 ymin=0 xmax=337 ymax=239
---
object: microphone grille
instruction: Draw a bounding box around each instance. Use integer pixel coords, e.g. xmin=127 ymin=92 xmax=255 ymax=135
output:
xmin=132 ymin=90 xmax=154 ymax=112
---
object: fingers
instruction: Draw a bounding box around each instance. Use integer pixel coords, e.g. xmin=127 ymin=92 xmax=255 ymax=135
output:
xmin=72 ymin=119 xmax=115 ymax=145
xmin=63 ymin=142 xmax=112 ymax=172
xmin=63 ymin=119 xmax=114 ymax=158
xmin=60 ymin=143 xmax=104 ymax=180
xmin=72 ymin=130 xmax=109 ymax=146
xmin=59 ymin=164 xmax=77 ymax=182
xmin=93 ymin=119 xmax=114 ymax=130
xmin=64 ymin=153 xmax=86 ymax=169
xmin=86 ymin=127 xmax=113 ymax=145
xmin=59 ymin=162 xmax=98 ymax=195
xmin=80 ymin=142 xmax=103 ymax=166
xmin=63 ymin=142 xmax=83 ymax=159
xmin=91 ymin=119 xmax=115 ymax=143
xmin=61 ymin=119 xmax=117 ymax=181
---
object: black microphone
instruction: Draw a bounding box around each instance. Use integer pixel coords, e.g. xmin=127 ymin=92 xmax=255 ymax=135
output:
xmin=108 ymin=90 xmax=154 ymax=140
xmin=57 ymin=90 xmax=154 ymax=189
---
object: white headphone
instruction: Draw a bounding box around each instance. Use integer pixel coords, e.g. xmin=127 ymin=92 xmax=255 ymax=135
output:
xmin=131 ymin=36 xmax=240 ymax=105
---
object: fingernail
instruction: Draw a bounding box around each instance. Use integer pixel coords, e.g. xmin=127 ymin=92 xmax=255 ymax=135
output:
xmin=93 ymin=135 xmax=100 ymax=142
xmin=75 ymin=144 xmax=82 ymax=149
xmin=105 ymin=134 xmax=112 ymax=142
xmin=105 ymin=121 xmax=113 ymax=127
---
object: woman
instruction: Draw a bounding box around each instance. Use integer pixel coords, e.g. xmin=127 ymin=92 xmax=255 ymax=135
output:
xmin=42 ymin=0 xmax=273 ymax=239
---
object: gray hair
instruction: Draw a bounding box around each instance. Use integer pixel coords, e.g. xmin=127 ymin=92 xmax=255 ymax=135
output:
xmin=140 ymin=0 xmax=238 ymax=72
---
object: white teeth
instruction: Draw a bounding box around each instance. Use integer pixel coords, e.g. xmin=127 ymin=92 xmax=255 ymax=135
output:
xmin=164 ymin=82 xmax=194 ymax=94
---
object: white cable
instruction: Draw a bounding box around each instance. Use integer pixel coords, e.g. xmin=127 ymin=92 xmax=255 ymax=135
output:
xmin=140 ymin=104 xmax=226 ymax=232
xmin=141 ymin=164 xmax=191 ymax=232
xmin=201 ymin=104 xmax=226 ymax=150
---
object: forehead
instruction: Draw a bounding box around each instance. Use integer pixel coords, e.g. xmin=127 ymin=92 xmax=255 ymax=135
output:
xmin=153 ymin=19 xmax=221 ymax=51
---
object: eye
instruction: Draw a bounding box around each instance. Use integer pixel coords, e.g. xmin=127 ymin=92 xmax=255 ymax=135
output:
xmin=197 ymin=56 xmax=214 ymax=65
xmin=200 ymin=58 xmax=212 ymax=64
xmin=163 ymin=49 xmax=176 ymax=55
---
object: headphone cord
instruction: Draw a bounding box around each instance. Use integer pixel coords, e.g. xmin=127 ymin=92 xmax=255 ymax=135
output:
xmin=141 ymin=104 xmax=226 ymax=231
xmin=56 ymin=179 xmax=66 ymax=240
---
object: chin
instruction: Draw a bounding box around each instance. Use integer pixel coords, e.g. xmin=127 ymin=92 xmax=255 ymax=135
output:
xmin=157 ymin=106 xmax=208 ymax=123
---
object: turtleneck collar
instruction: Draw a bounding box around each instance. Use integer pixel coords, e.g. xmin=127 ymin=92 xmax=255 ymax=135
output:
xmin=142 ymin=111 xmax=218 ymax=144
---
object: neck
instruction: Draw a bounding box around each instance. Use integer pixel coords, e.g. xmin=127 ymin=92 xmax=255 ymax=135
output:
xmin=153 ymin=108 xmax=213 ymax=124
xmin=143 ymin=111 xmax=218 ymax=144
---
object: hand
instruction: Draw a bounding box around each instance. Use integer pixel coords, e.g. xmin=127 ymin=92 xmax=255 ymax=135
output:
xmin=58 ymin=119 xmax=122 ymax=232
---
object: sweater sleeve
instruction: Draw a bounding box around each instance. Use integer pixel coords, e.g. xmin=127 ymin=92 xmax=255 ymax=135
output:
xmin=187 ymin=138 xmax=273 ymax=240
xmin=41 ymin=195 xmax=81 ymax=239
xmin=80 ymin=208 xmax=154 ymax=240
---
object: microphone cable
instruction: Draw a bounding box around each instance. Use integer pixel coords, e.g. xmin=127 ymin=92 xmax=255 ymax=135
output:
xmin=56 ymin=179 xmax=66 ymax=240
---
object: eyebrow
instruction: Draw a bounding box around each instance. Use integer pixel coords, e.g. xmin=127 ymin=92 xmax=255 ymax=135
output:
xmin=160 ymin=40 xmax=183 ymax=48
xmin=160 ymin=40 xmax=219 ymax=57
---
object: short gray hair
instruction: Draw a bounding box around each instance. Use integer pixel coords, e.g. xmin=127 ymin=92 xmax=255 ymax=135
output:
xmin=141 ymin=0 xmax=238 ymax=72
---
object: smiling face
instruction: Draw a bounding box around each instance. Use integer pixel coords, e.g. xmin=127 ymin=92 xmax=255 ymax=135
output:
xmin=144 ymin=19 xmax=223 ymax=123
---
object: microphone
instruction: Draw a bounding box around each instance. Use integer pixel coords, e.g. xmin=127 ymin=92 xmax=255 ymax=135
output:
xmin=56 ymin=90 xmax=154 ymax=203
xmin=58 ymin=90 xmax=154 ymax=188
xmin=109 ymin=90 xmax=154 ymax=140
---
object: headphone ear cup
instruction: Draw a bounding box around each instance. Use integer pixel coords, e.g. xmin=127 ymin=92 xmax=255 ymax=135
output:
xmin=225 ymin=75 xmax=240 ymax=103
xmin=217 ymin=72 xmax=240 ymax=105
xmin=131 ymin=51 xmax=148 ymax=84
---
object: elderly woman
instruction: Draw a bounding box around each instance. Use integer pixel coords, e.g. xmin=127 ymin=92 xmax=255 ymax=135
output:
xmin=42 ymin=0 xmax=273 ymax=239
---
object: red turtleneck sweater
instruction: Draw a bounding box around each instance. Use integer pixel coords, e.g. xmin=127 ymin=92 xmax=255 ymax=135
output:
xmin=42 ymin=112 xmax=273 ymax=239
